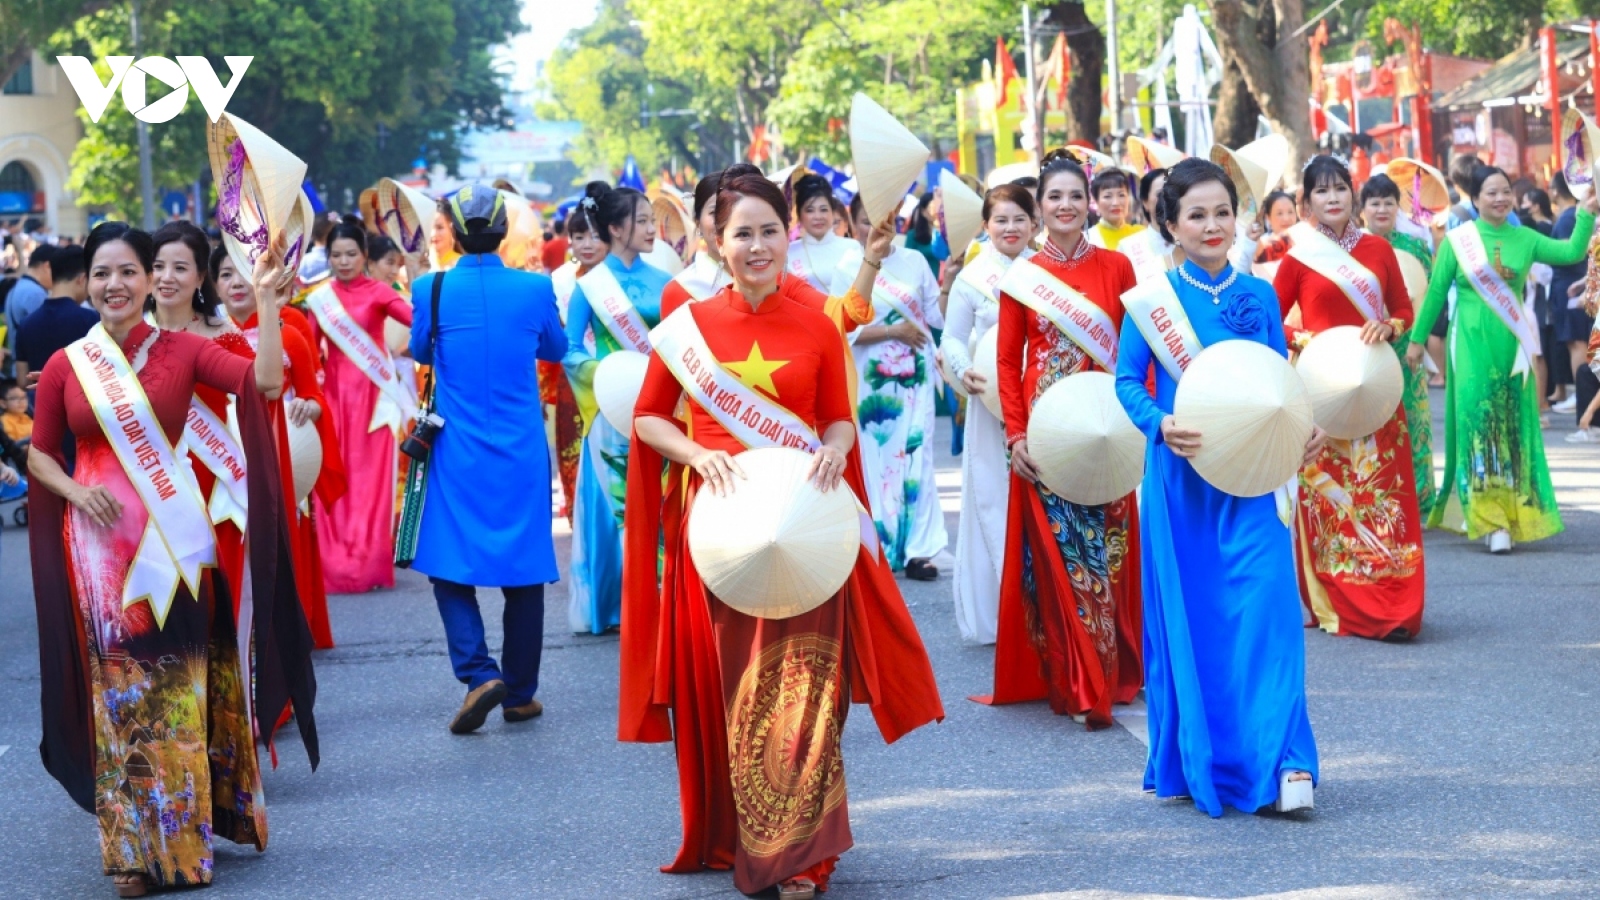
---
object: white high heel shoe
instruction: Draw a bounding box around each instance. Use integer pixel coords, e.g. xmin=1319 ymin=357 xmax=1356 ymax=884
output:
xmin=1487 ymin=529 xmax=1512 ymax=554
xmin=1274 ymin=772 xmax=1314 ymax=813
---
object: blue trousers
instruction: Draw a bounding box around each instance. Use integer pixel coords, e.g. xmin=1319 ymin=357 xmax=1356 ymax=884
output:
xmin=431 ymin=579 xmax=545 ymax=707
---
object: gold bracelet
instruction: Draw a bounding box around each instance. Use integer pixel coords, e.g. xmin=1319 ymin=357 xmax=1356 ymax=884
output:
xmin=863 ymin=257 xmax=882 ymax=271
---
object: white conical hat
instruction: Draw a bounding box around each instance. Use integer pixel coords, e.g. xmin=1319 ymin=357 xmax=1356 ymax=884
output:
xmin=384 ymin=318 xmax=411 ymax=356
xmin=594 ymin=349 xmax=649 ymax=435
xmin=1395 ymin=251 xmax=1428 ymax=308
xmin=1126 ymin=135 xmax=1186 ymax=173
xmin=280 ymin=191 xmax=315 ymax=277
xmin=1209 ymin=136 xmax=1273 ymax=220
xmin=1174 ymin=339 xmax=1314 ymax=497
xmin=1063 ymin=145 xmax=1119 ymax=181
xmin=1027 ymin=371 xmax=1146 ymax=505
xmin=207 ymin=112 xmax=308 ymax=280
xmin=1561 ymin=107 xmax=1600 ymax=200
xmin=970 ymin=324 xmax=1002 ymax=419
xmin=687 ymin=447 xmax=861 ymax=619
xmin=1384 ymin=156 xmax=1450 ymax=217
xmin=641 ymin=238 xmax=685 ymax=276
xmin=286 ymin=416 xmax=323 ymax=505
xmin=986 ymin=161 xmax=1035 ymax=189
xmin=1241 ymin=133 xmax=1290 ymax=195
xmin=850 ymin=92 xmax=930 ymax=226
xmin=937 ymin=169 xmax=984 ymax=259
xmin=1294 ymin=325 xmax=1404 ymax=440
xmin=767 ymin=163 xmax=800 ymax=188
xmin=375 ymin=178 xmax=437 ymax=259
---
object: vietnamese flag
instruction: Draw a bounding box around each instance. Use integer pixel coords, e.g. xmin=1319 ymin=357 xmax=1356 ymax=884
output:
xmin=996 ymin=36 xmax=1019 ymax=108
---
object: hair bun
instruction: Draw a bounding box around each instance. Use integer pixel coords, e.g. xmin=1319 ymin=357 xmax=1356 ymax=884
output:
xmin=583 ymin=180 xmax=610 ymax=200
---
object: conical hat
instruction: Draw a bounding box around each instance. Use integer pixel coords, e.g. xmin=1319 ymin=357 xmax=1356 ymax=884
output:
xmin=767 ymin=163 xmax=800 ymax=187
xmin=937 ymin=169 xmax=984 ymax=261
xmin=207 ymin=112 xmax=309 ymax=280
xmin=640 ymin=238 xmax=685 ymax=276
xmin=594 ymin=349 xmax=649 ymax=435
xmin=650 ymin=185 xmax=696 ymax=265
xmin=1063 ymin=145 xmax=1119 ymax=181
xmin=687 ymin=447 xmax=860 ymax=619
xmin=938 ymin=352 xmax=968 ymax=397
xmin=286 ymin=416 xmax=323 ymax=505
xmin=497 ymin=189 xmax=542 ymax=271
xmin=986 ymin=161 xmax=1035 ymax=189
xmin=850 ymin=92 xmax=930 ymax=226
xmin=375 ymin=178 xmax=436 ymax=258
xmin=280 ymin=191 xmax=315 ymax=277
xmin=1210 ymin=143 xmax=1270 ymax=222
xmin=1294 ymin=325 xmax=1404 ymax=440
xmin=1126 ymin=136 xmax=1185 ymax=173
xmin=359 ymin=187 xmax=381 ymax=232
xmin=1561 ymin=107 xmax=1600 ymax=199
xmin=970 ymin=324 xmax=1002 ymax=419
xmin=384 ymin=318 xmax=411 ymax=356
xmin=1385 ymin=157 xmax=1450 ymax=217
xmin=1027 ymin=371 xmax=1146 ymax=505
xmin=1240 ymin=134 xmax=1290 ymax=196
xmin=1395 ymin=251 xmax=1429 ymax=308
xmin=1174 ymin=339 xmax=1314 ymax=497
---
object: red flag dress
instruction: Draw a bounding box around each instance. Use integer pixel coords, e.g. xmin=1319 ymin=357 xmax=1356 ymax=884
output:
xmin=620 ymin=287 xmax=942 ymax=895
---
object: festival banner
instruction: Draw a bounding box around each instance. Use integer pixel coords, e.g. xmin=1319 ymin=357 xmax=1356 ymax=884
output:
xmin=66 ymin=324 xmax=217 ymax=627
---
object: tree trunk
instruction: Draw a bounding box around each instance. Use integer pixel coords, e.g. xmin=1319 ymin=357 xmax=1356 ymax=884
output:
xmin=1207 ymin=0 xmax=1314 ymax=170
xmin=0 ymin=42 xmax=31 ymax=90
xmin=1043 ymin=2 xmax=1103 ymax=145
xmin=1212 ymin=59 xmax=1262 ymax=149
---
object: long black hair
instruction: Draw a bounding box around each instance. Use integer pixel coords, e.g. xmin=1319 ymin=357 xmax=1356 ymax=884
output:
xmin=150 ymin=220 xmax=221 ymax=319
xmin=1155 ymin=158 xmax=1238 ymax=243
xmin=909 ymin=191 xmax=935 ymax=244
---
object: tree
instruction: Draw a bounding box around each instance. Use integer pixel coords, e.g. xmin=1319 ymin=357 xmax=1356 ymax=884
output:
xmin=1207 ymin=0 xmax=1314 ymax=167
xmin=40 ymin=0 xmax=519 ymax=220
xmin=0 ymin=0 xmax=116 ymax=86
xmin=1041 ymin=2 xmax=1105 ymax=144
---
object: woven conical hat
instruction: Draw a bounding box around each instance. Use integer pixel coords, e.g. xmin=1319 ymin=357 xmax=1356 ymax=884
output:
xmin=1395 ymin=251 xmax=1428 ymax=309
xmin=1385 ymin=157 xmax=1450 ymax=217
xmin=1209 ymin=138 xmax=1275 ymax=222
xmin=850 ymin=92 xmax=930 ymax=226
xmin=1294 ymin=325 xmax=1404 ymax=440
xmin=359 ymin=187 xmax=381 ymax=231
xmin=1126 ymin=136 xmax=1185 ymax=173
xmin=640 ymin=238 xmax=685 ymax=275
xmin=280 ymin=191 xmax=315 ymax=276
xmin=1175 ymin=340 xmax=1313 ymax=497
xmin=687 ymin=447 xmax=860 ymax=619
xmin=986 ymin=161 xmax=1035 ymax=189
xmin=375 ymin=178 xmax=436 ymax=259
xmin=1239 ymin=134 xmax=1290 ymax=196
xmin=207 ymin=112 xmax=308 ymax=279
xmin=937 ymin=169 xmax=984 ymax=259
xmin=1027 ymin=371 xmax=1146 ymax=505
xmin=594 ymin=349 xmax=649 ymax=435
xmin=767 ymin=163 xmax=800 ymax=187
xmin=1561 ymin=108 xmax=1600 ymax=199
xmin=286 ymin=416 xmax=322 ymax=505
xmin=650 ymin=185 xmax=696 ymax=265
xmin=970 ymin=324 xmax=1002 ymax=419
xmin=1063 ymin=145 xmax=1119 ymax=181
xmin=497 ymin=189 xmax=543 ymax=271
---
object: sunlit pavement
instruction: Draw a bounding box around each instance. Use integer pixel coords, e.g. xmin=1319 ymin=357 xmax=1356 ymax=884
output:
xmin=3 ymin=388 xmax=1598 ymax=898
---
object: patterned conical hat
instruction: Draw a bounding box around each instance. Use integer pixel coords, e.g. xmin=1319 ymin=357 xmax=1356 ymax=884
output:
xmin=374 ymin=178 xmax=438 ymax=260
xmin=207 ymin=112 xmax=308 ymax=279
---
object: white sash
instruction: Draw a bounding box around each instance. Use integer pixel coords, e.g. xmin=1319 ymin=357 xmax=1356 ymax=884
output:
xmin=1086 ymin=225 xmax=1108 ymax=248
xmin=1447 ymin=224 xmax=1541 ymax=377
xmin=870 ymin=266 xmax=934 ymax=341
xmin=66 ymin=324 xmax=217 ymax=628
xmin=1285 ymin=222 xmax=1385 ymax=322
xmin=185 ymin=399 xmax=248 ymax=529
xmin=1123 ymin=276 xmax=1205 ymax=381
xmin=1119 ymin=228 xmax=1172 ymax=283
xmin=579 ymin=264 xmax=653 ymax=354
xmin=956 ymin=249 xmax=1010 ymax=299
xmin=674 ymin=254 xmax=727 ymax=302
xmin=649 ymin=307 xmax=880 ymax=555
xmin=998 ymin=257 xmax=1121 ymax=371
xmin=305 ymin=283 xmax=416 ymax=434
xmin=551 ymin=262 xmax=578 ymax=324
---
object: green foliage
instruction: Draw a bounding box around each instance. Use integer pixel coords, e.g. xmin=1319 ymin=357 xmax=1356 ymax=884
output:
xmin=540 ymin=0 xmax=1022 ymax=175
xmin=43 ymin=0 xmax=519 ymax=221
xmin=1362 ymin=0 xmax=1543 ymax=59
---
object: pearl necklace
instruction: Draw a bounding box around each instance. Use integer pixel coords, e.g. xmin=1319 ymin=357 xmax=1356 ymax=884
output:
xmin=1177 ymin=266 xmax=1238 ymax=304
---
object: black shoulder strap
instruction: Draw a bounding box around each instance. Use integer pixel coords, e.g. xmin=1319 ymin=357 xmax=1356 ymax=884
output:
xmin=421 ymin=269 xmax=444 ymax=407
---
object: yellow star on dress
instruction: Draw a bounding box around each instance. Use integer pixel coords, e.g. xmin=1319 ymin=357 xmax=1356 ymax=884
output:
xmin=724 ymin=341 xmax=789 ymax=398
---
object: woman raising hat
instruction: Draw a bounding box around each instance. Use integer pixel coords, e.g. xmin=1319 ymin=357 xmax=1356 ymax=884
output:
xmin=1271 ymin=156 xmax=1426 ymax=641
xmin=621 ymin=170 xmax=942 ymax=900
xmin=29 ymin=224 xmax=317 ymax=895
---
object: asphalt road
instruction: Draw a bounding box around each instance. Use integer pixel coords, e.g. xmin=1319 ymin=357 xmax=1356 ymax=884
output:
xmin=2 ymin=392 xmax=1599 ymax=899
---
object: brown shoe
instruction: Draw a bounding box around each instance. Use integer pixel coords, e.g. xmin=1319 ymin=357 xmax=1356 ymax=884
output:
xmin=503 ymin=698 xmax=544 ymax=723
xmin=449 ymin=679 xmax=507 ymax=734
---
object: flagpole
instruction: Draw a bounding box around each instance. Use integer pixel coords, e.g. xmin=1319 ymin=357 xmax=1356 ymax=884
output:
xmin=1106 ymin=0 xmax=1120 ymax=137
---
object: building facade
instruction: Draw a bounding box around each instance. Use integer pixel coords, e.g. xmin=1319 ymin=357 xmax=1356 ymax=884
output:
xmin=0 ymin=53 xmax=87 ymax=239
